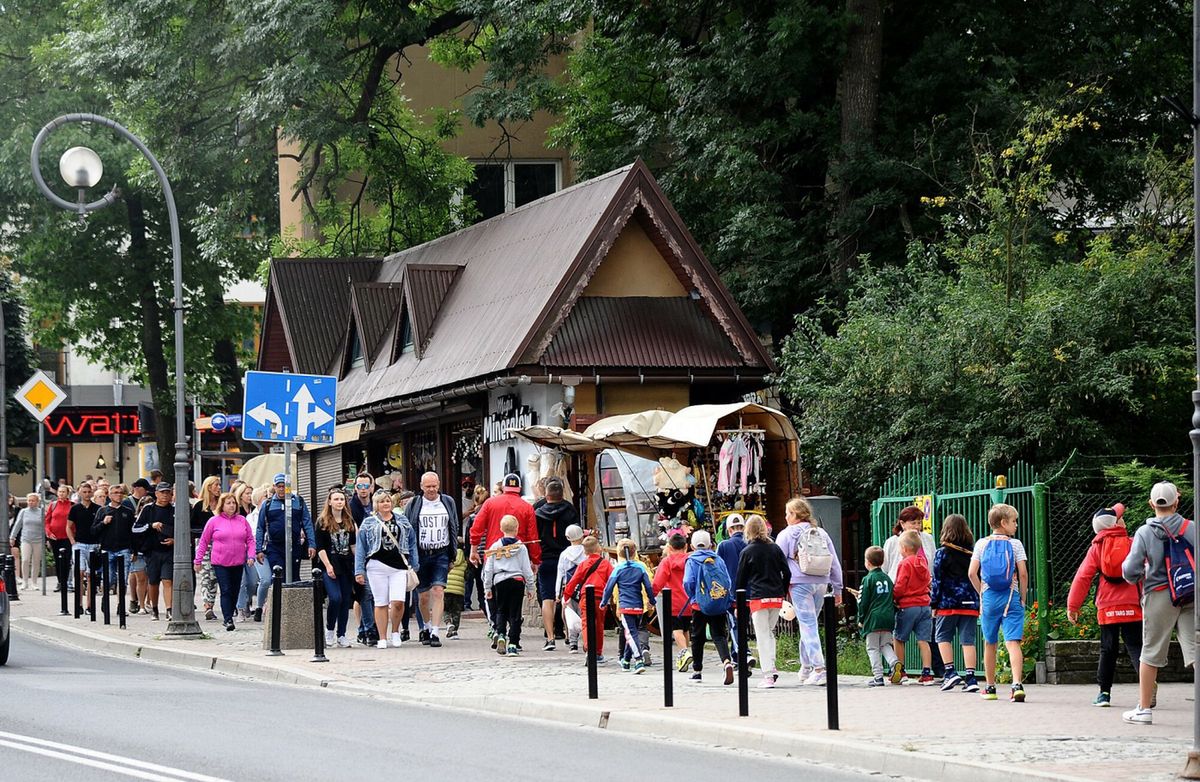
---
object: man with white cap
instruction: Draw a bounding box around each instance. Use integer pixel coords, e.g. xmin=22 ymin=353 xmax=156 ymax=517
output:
xmin=254 ymin=472 xmax=315 ymax=582
xmin=1121 ymin=482 xmax=1196 ymax=725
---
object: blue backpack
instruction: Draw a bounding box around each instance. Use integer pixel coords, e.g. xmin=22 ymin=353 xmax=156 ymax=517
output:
xmin=1165 ymin=519 xmax=1196 ymax=607
xmin=695 ymin=554 xmax=733 ymax=614
xmin=979 ymin=537 xmax=1016 ymax=592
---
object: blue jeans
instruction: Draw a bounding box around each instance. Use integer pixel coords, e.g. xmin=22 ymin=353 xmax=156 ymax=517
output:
xmin=324 ymin=568 xmax=355 ymax=637
xmin=789 ymin=582 xmax=825 ymax=668
xmin=107 ymin=549 xmax=132 ymax=585
xmin=212 ymin=564 xmax=244 ymax=624
xmin=254 ymin=558 xmax=273 ymax=609
xmin=357 ymin=579 xmax=376 ymax=634
xmin=238 ymin=562 xmax=260 ymax=611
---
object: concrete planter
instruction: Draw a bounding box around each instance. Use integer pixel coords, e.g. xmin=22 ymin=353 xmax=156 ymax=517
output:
xmin=1045 ymin=638 xmax=1190 ymax=685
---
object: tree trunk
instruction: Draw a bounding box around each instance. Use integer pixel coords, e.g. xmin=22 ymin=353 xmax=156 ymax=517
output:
xmin=126 ymin=195 xmax=177 ymax=480
xmin=830 ymin=0 xmax=883 ymax=283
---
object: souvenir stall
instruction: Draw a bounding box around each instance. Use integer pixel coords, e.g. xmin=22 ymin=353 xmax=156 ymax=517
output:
xmin=511 ymin=402 xmax=801 ymax=554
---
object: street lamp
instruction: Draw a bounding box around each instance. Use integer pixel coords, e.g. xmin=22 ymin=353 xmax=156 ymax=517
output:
xmin=30 ymin=113 xmax=200 ymax=638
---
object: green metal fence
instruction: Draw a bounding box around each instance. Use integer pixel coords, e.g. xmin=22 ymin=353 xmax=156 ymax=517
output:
xmin=870 ymin=456 xmax=1050 ymax=671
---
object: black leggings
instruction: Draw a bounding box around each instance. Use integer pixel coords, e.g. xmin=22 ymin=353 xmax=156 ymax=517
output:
xmin=1099 ymin=621 xmax=1142 ymax=693
xmin=690 ymin=611 xmax=731 ymax=672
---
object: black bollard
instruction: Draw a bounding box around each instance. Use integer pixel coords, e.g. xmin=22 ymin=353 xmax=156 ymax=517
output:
xmin=823 ymin=590 xmax=839 ymax=730
xmin=4 ymin=554 xmax=17 ymax=601
xmin=58 ymin=551 xmax=68 ymax=615
xmin=267 ymin=565 xmax=284 ymax=656
xmin=116 ymin=555 xmax=127 ymax=629
xmin=311 ymin=567 xmax=328 ymax=663
xmin=662 ymin=587 xmax=673 ymax=708
xmin=737 ymin=588 xmax=750 ymax=717
xmin=88 ymin=550 xmax=98 ymax=622
xmin=73 ymin=550 xmax=82 ymax=619
xmin=101 ymin=551 xmax=111 ymax=625
xmin=585 ymin=584 xmax=598 ymax=700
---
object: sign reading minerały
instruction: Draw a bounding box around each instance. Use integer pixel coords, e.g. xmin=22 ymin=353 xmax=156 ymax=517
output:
xmin=483 ymin=394 xmax=537 ymax=444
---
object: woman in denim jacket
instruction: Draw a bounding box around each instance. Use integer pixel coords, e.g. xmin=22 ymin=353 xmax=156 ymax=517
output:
xmin=354 ymin=490 xmax=419 ymax=649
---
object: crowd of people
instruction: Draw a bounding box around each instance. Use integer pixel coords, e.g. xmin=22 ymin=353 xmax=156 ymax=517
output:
xmin=5 ymin=467 xmax=1193 ymax=725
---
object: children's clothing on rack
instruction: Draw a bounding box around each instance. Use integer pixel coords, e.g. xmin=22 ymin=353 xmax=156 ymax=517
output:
xmin=716 ymin=430 xmax=763 ymax=495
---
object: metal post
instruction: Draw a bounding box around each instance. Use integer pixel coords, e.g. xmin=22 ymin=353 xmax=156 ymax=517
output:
xmin=73 ymin=550 xmax=81 ymax=618
xmin=311 ymin=567 xmax=327 ymax=663
xmin=0 ymin=299 xmax=11 ymax=599
xmin=662 ymin=587 xmax=673 ymax=708
xmin=1032 ymin=482 xmax=1051 ymax=654
xmin=585 ymin=584 xmax=598 ymax=700
xmin=29 ymin=112 xmax=200 ymax=638
xmin=88 ymin=550 xmax=97 ymax=622
xmin=101 ymin=550 xmax=111 ymax=625
xmin=1189 ymin=0 xmax=1200 ymax=770
xmin=4 ymin=555 xmax=15 ymax=603
xmin=58 ymin=549 xmax=68 ymax=615
xmin=267 ymin=565 xmax=284 ymax=656
xmin=116 ymin=555 xmax=126 ymax=629
xmin=737 ymin=588 xmax=749 ymax=717
xmin=36 ymin=425 xmax=44 ymax=507
xmin=824 ymin=590 xmax=840 ymax=730
xmin=283 ymin=441 xmax=292 ymax=583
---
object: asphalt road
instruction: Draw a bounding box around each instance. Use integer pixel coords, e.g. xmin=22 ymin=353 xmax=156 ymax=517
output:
xmin=0 ymin=632 xmax=895 ymax=782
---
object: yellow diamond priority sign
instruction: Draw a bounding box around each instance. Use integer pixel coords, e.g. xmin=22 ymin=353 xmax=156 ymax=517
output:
xmin=15 ymin=370 xmax=66 ymax=422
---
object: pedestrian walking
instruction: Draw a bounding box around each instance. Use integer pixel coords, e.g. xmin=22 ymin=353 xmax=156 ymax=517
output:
xmin=563 ymin=535 xmax=613 ymax=661
xmin=483 ymin=514 xmax=536 ymax=657
xmin=45 ymin=484 xmax=72 ymax=593
xmin=535 ymin=477 xmax=577 ymax=651
xmin=10 ymin=493 xmax=44 ymax=590
xmin=133 ymin=483 xmax=177 ymax=620
xmin=775 ymin=497 xmax=843 ymax=686
xmin=191 ymin=476 xmax=222 ymax=621
xmin=555 ymin=524 xmax=588 ymax=652
xmin=69 ymin=482 xmax=103 ymax=610
xmin=931 ymin=514 xmax=980 ymax=692
xmin=736 ymin=516 xmax=790 ymax=688
xmin=93 ymin=484 xmax=135 ymax=589
xmin=354 ymin=490 xmax=418 ymax=649
xmin=969 ymin=503 xmax=1029 ymax=703
xmin=193 ymin=492 xmax=255 ymax=631
xmin=255 ymin=473 xmax=315 ymax=583
xmin=404 ymin=472 xmax=459 ymax=647
xmin=317 ymin=487 xmax=357 ymax=647
xmin=601 ymin=538 xmax=656 ymax=674
xmin=349 ymin=472 xmax=378 ymax=645
xmin=654 ymin=531 xmax=693 ymax=672
xmin=683 ymin=530 xmax=734 ymax=684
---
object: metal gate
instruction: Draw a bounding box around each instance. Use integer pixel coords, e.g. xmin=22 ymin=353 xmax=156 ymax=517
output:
xmin=870 ymin=456 xmax=1050 ymax=669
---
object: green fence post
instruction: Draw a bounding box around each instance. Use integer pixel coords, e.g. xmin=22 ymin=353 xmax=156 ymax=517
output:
xmin=1032 ymin=482 xmax=1050 ymax=655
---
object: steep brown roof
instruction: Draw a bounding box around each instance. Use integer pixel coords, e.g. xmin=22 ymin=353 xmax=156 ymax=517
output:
xmin=403 ymin=264 xmax=463 ymax=358
xmin=350 ymin=283 xmax=405 ymax=369
xmin=262 ymin=257 xmax=380 ymax=374
xmin=542 ymin=297 xmax=744 ymax=368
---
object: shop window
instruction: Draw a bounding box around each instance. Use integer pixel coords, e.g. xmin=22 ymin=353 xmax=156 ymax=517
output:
xmin=464 ymin=161 xmax=561 ymax=224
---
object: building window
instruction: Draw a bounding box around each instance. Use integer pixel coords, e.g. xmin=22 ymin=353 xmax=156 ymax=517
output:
xmin=35 ymin=344 xmax=65 ymax=385
xmin=349 ymin=329 xmax=364 ymax=369
xmin=399 ymin=313 xmax=414 ymax=355
xmin=464 ymin=160 xmax=561 ymax=223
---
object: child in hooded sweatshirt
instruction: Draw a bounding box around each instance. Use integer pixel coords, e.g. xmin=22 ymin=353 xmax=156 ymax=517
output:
xmin=443 ymin=544 xmax=468 ymax=639
xmin=893 ymin=529 xmax=935 ymax=685
xmin=1121 ymin=482 xmax=1194 ymax=725
xmin=684 ymin=529 xmax=736 ymax=685
xmin=654 ymin=531 xmax=694 ymax=672
xmin=1067 ymin=504 xmax=1143 ymax=708
xmin=483 ymin=515 xmax=535 ymax=657
xmin=931 ymin=514 xmax=980 ymax=692
xmin=563 ymin=535 xmax=613 ymax=661
xmin=555 ymin=524 xmax=588 ymax=652
xmin=600 ymin=538 xmax=656 ymax=674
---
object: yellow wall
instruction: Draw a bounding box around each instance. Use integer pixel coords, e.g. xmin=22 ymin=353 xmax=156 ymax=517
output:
xmin=600 ymin=384 xmax=689 ymax=414
xmin=583 ymin=219 xmax=688 ymax=297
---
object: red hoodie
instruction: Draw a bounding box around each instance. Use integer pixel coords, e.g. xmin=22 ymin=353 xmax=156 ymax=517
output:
xmin=893 ymin=552 xmax=931 ymax=609
xmin=1067 ymin=527 xmax=1143 ymax=625
xmin=652 ymin=549 xmax=692 ymax=616
xmin=469 ymin=488 xmax=540 ymax=566
xmin=563 ymin=552 xmax=613 ymax=600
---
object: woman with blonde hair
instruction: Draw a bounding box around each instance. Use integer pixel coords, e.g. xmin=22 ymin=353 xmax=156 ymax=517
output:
xmin=462 ymin=484 xmax=490 ymax=610
xmin=775 ymin=497 xmax=843 ymax=686
xmin=249 ymin=483 xmax=274 ymax=621
xmin=191 ymin=475 xmax=223 ymax=620
xmin=354 ymin=489 xmax=419 ymax=648
xmin=736 ymin=515 xmax=790 ymax=688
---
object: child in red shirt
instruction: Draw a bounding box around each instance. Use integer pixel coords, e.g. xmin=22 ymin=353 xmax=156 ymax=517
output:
xmin=893 ymin=530 xmax=935 ymax=685
xmin=653 ymin=532 xmax=693 ymax=672
xmin=563 ymin=536 xmax=613 ymax=660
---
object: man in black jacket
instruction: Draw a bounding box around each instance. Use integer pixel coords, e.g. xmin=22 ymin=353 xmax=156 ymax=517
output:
xmin=133 ymin=483 xmax=176 ymax=620
xmin=93 ymin=484 xmax=136 ymax=601
xmin=535 ymin=477 xmax=577 ymax=651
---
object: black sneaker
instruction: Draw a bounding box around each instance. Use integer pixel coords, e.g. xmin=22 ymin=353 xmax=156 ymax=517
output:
xmin=419 ymin=628 xmax=431 ymax=645
xmin=356 ymin=631 xmax=367 ymax=645
xmin=205 ymin=608 xmax=217 ymax=621
xmin=151 ymin=606 xmax=159 ymax=621
xmin=689 ymin=672 xmax=702 ymax=681
xmin=543 ymin=640 xmax=556 ymax=652
xmin=225 ymin=621 xmax=235 ymax=632
xmin=429 ymin=634 xmax=442 ymax=647
xmin=166 ymin=609 xmax=172 ymax=621
xmin=401 ymin=629 xmax=411 ymax=642
xmin=253 ymin=607 xmax=263 ymax=622
xmin=941 ymin=672 xmax=964 ymax=692
xmin=129 ymin=601 xmax=140 ymax=614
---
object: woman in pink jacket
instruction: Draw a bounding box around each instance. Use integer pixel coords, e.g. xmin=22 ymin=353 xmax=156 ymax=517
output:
xmin=194 ymin=491 xmax=256 ymax=631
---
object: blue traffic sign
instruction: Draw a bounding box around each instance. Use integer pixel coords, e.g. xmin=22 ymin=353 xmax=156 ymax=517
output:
xmin=209 ymin=413 xmax=242 ymax=432
xmin=242 ymin=371 xmax=337 ymax=444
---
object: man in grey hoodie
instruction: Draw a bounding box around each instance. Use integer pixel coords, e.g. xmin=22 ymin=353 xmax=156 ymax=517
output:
xmin=1121 ymin=481 xmax=1196 ymax=725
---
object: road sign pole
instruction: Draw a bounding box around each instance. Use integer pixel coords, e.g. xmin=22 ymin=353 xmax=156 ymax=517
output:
xmin=37 ymin=422 xmax=44 ymax=496
xmin=283 ymin=441 xmax=292 ymax=583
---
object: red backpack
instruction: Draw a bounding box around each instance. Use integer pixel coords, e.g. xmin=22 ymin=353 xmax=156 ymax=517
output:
xmin=1098 ymin=535 xmax=1132 ymax=582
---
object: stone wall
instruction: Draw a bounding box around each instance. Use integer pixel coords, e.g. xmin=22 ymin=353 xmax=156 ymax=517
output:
xmin=1046 ymin=639 xmax=1191 ymax=685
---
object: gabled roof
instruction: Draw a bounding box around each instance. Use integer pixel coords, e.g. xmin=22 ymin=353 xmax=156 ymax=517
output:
xmin=402 ymin=264 xmax=463 ymax=358
xmin=259 ymin=257 xmax=380 ymax=374
xmin=542 ymin=297 xmax=744 ymax=368
xmin=349 ymin=282 xmax=405 ymax=370
xmin=266 ymin=161 xmax=774 ymax=416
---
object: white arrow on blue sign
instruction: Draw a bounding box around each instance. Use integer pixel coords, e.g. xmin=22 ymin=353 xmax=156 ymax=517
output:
xmin=241 ymin=371 xmax=338 ymax=444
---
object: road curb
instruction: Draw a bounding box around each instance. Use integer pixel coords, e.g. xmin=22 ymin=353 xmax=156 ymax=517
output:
xmin=14 ymin=618 xmax=1100 ymax=782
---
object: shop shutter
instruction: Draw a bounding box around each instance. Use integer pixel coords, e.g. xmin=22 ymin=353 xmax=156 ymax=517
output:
xmin=297 ymin=450 xmax=313 ymax=512
xmin=314 ymin=447 xmax=344 ymax=509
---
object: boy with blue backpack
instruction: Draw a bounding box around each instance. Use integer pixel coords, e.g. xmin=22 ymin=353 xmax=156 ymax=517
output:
xmin=968 ymin=503 xmax=1029 ymax=702
xmin=683 ymin=529 xmax=736 ymax=684
xmin=1120 ymin=482 xmax=1196 ymax=725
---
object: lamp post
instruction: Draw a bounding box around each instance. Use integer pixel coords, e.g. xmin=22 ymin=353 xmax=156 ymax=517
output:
xmin=1188 ymin=0 xmax=1200 ymax=772
xmin=31 ymin=113 xmax=200 ymax=638
xmin=0 ymin=297 xmax=12 ymax=599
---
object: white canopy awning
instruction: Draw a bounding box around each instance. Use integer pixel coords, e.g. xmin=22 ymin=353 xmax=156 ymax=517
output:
xmin=644 ymin=402 xmax=798 ymax=450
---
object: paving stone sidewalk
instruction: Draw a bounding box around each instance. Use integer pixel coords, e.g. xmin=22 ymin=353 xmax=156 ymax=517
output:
xmin=8 ymin=587 xmax=1193 ymax=781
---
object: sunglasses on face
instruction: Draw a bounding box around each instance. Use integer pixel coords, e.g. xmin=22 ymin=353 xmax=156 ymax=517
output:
xmin=355 ymin=483 xmax=370 ymax=489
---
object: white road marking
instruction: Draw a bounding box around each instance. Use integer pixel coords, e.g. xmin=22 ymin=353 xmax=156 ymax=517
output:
xmin=0 ymin=730 xmax=233 ymax=782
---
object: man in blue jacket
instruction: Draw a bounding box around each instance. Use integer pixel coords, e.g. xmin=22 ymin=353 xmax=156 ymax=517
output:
xmin=403 ymin=471 xmax=459 ymax=647
xmin=255 ymin=473 xmax=315 ymax=583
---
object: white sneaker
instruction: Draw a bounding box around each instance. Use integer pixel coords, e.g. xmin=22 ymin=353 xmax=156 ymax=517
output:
xmin=325 ymin=629 xmax=336 ymax=645
xmin=376 ymin=638 xmax=388 ymax=649
xmin=757 ymin=674 xmax=778 ymax=689
xmin=1123 ymin=707 xmax=1152 ymax=725
xmin=336 ymin=636 xmax=351 ymax=648
xmin=798 ymin=665 xmax=814 ymax=685
xmin=390 ymin=632 xmax=403 ymax=648
xmin=804 ymin=668 xmax=827 ymax=686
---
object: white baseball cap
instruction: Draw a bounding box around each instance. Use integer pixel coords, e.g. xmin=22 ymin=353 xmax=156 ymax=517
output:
xmin=691 ymin=530 xmax=712 ymax=549
xmin=1151 ymin=482 xmax=1179 ymax=508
